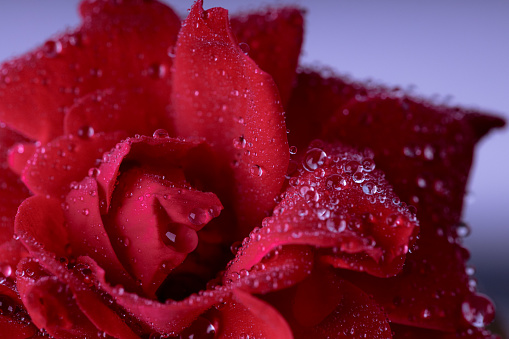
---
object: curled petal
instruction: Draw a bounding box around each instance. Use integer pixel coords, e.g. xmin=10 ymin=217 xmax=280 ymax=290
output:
xmin=0 ymin=0 xmax=180 ymax=142
xmin=22 ymin=131 xmax=125 ymax=199
xmin=227 ymin=142 xmax=418 ymax=279
xmin=172 ymin=0 xmax=289 ymax=238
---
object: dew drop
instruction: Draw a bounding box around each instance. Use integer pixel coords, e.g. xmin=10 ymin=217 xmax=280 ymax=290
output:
xmin=153 ymin=129 xmax=169 ymax=139
xmin=233 ymin=136 xmax=247 ymax=149
xmin=180 ymin=317 xmax=216 ymax=339
xmin=455 ymin=221 xmax=471 ymax=238
xmin=461 ymin=293 xmax=495 ymax=328
xmin=239 ymin=42 xmax=250 ymax=55
xmin=188 ymin=208 xmax=209 ymax=226
xmin=43 ymin=40 xmax=62 ymax=58
xmin=0 ymin=264 xmax=12 ymax=278
xmin=147 ymin=63 xmax=167 ymax=79
xmin=362 ymin=182 xmax=377 ymax=195
xmin=303 ymin=148 xmax=327 ymax=172
xmin=88 ymin=167 xmax=101 ymax=178
xmin=326 ymin=174 xmax=347 ymax=191
xmin=250 ymin=164 xmax=263 ymax=177
xmin=289 ymin=145 xmax=298 ymax=155
xmin=77 ymin=125 xmax=95 ymax=139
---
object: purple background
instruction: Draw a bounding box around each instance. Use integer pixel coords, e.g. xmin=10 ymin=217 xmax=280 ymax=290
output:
xmin=1 ymin=0 xmax=508 ymax=331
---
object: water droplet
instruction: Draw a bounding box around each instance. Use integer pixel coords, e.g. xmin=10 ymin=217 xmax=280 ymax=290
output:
xmin=233 ymin=136 xmax=247 ymax=149
xmin=0 ymin=265 xmax=12 ymax=278
xmin=147 ymin=63 xmax=167 ymax=79
xmin=289 ymin=146 xmax=298 ymax=155
xmin=43 ymin=40 xmax=62 ymax=58
xmin=153 ymin=129 xmax=169 ymax=139
xmin=344 ymin=160 xmax=360 ymax=173
xmin=455 ymin=221 xmax=471 ymax=238
xmin=180 ymin=317 xmax=216 ymax=339
xmin=82 ymin=208 xmax=90 ymax=216
xmin=362 ymin=182 xmax=377 ymax=195
xmin=77 ymin=125 xmax=95 ymax=139
xmin=188 ymin=208 xmax=209 ymax=226
xmin=239 ymin=42 xmax=250 ymax=55
xmin=88 ymin=167 xmax=101 ymax=178
xmin=194 ymin=90 xmax=200 ymax=97
xmin=303 ymin=148 xmax=327 ymax=172
xmin=362 ymin=158 xmax=375 ymax=172
xmin=461 ymin=293 xmax=495 ymax=328
xmin=250 ymin=164 xmax=263 ymax=177
xmin=0 ymin=295 xmax=18 ymax=315
xmin=326 ymin=174 xmax=347 ymax=191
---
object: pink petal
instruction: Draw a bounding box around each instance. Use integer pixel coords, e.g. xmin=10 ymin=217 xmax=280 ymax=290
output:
xmin=7 ymin=142 xmax=36 ymax=177
xmin=172 ymin=0 xmax=289 ymax=239
xmin=230 ymin=7 xmax=304 ymax=106
xmin=0 ymin=0 xmax=180 ymax=142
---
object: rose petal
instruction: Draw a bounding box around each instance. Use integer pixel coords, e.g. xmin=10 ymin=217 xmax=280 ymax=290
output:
xmin=82 ymin=256 xmax=228 ymax=336
xmin=172 ymin=0 xmax=289 ymax=238
xmin=16 ymin=259 xmax=100 ymax=339
xmin=21 ymin=131 xmax=125 ymax=199
xmin=105 ymin=167 xmax=223 ymax=297
xmin=391 ymin=323 xmax=499 ymax=339
xmin=64 ymin=87 xmax=174 ymax=137
xmin=227 ymin=142 xmax=418 ymax=279
xmin=322 ymin=94 xmax=505 ymax=234
xmin=16 ymin=257 xmax=140 ymax=339
xmin=262 ymin=265 xmax=392 ymax=339
xmin=339 ymin=233 xmax=496 ymax=332
xmin=7 ymin=142 xmax=36 ymax=177
xmin=0 ymin=125 xmax=30 ymax=244
xmin=286 ymin=69 xmax=364 ymax=150
xmin=230 ymin=7 xmax=304 ymax=106
xmin=0 ymin=0 xmax=180 ymax=142
xmin=227 ymin=245 xmax=314 ymax=295
xmin=212 ymin=289 xmax=293 ymax=339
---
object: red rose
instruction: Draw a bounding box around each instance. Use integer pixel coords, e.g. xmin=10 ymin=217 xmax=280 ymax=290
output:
xmin=0 ymin=0 xmax=505 ymax=338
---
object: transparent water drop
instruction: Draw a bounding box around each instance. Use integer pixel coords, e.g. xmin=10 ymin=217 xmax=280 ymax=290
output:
xmin=250 ymin=164 xmax=263 ymax=177
xmin=289 ymin=145 xmax=298 ymax=155
xmin=461 ymin=293 xmax=495 ymax=328
xmin=88 ymin=167 xmax=101 ymax=178
xmin=188 ymin=208 xmax=209 ymax=226
xmin=233 ymin=136 xmax=247 ymax=149
xmin=153 ymin=129 xmax=169 ymax=139
xmin=43 ymin=40 xmax=62 ymax=58
xmin=303 ymin=148 xmax=327 ymax=172
xmin=77 ymin=125 xmax=95 ymax=139
xmin=179 ymin=317 xmax=216 ymax=339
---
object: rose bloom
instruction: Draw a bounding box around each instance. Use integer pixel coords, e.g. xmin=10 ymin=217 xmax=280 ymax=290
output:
xmin=0 ymin=0 xmax=505 ymax=338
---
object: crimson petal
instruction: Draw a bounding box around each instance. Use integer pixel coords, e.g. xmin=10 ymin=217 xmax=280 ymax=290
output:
xmin=230 ymin=7 xmax=304 ymax=107
xmin=22 ymin=131 xmax=125 ymax=199
xmin=0 ymin=0 xmax=180 ymax=142
xmin=172 ymin=0 xmax=289 ymax=239
xmin=227 ymin=142 xmax=418 ymax=279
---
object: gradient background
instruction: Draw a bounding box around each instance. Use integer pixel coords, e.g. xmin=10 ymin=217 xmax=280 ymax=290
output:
xmin=1 ymin=0 xmax=508 ymax=332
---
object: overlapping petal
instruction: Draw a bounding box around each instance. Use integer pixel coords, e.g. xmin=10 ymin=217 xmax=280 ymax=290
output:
xmin=172 ymin=0 xmax=290 ymax=239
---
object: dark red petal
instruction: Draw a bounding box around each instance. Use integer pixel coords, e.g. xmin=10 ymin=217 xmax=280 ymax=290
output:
xmin=230 ymin=7 xmax=304 ymax=106
xmin=262 ymin=265 xmax=392 ymax=339
xmin=22 ymin=131 xmax=125 ymax=199
xmin=105 ymin=167 xmax=223 ymax=297
xmin=16 ymin=260 xmax=100 ymax=339
xmin=227 ymin=142 xmax=418 ymax=279
xmin=0 ymin=240 xmax=28 ymax=279
xmin=17 ymin=257 xmax=140 ymax=339
xmin=63 ymin=87 xmax=174 ymax=137
xmin=339 ymin=233 xmax=495 ymax=331
xmin=227 ymin=245 xmax=314 ymax=295
xmin=212 ymin=289 xmax=293 ymax=339
xmin=82 ymin=256 xmax=229 ymax=336
xmin=286 ymin=70 xmax=364 ymax=150
xmin=0 ymin=0 xmax=180 ymax=142
xmin=391 ymin=323 xmax=500 ymax=339
xmin=172 ymin=0 xmax=289 ymax=239
xmin=0 ymin=125 xmax=30 ymax=244
xmin=322 ymin=94 xmax=505 ymax=235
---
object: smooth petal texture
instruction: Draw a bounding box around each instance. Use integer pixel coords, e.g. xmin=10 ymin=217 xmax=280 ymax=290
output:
xmin=230 ymin=7 xmax=304 ymax=106
xmin=82 ymin=256 xmax=228 ymax=336
xmin=22 ymin=131 xmax=125 ymax=199
xmin=262 ymin=265 xmax=392 ymax=339
xmin=0 ymin=0 xmax=180 ymax=142
xmin=64 ymin=87 xmax=173 ymax=138
xmin=0 ymin=124 xmax=30 ymax=244
xmin=391 ymin=324 xmax=499 ymax=339
xmin=227 ymin=142 xmax=418 ymax=279
xmin=172 ymin=0 xmax=289 ymax=239
xmin=7 ymin=142 xmax=36 ymax=176
xmin=213 ymin=289 xmax=293 ymax=339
